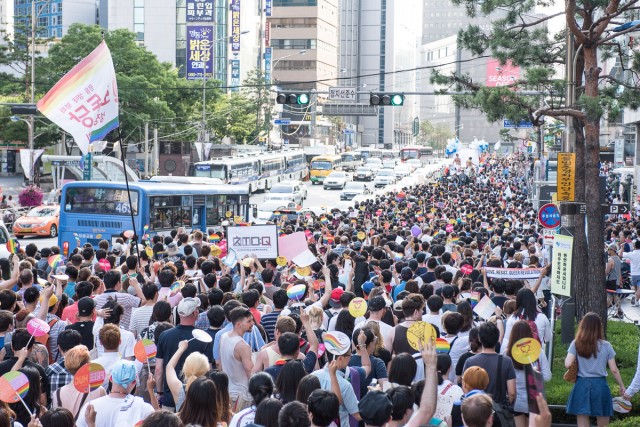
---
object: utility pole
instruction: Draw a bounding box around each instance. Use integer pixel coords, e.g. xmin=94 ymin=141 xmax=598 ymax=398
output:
xmin=310 ymin=89 xmax=317 ymax=145
xmin=153 ymin=128 xmax=158 ymax=176
xmin=29 ymin=1 xmax=36 ymax=184
xmin=144 ymin=122 xmax=149 ymax=177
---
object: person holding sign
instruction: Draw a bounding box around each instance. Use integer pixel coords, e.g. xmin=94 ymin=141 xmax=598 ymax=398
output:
xmin=504 ymin=321 xmax=551 ymax=427
xmin=76 ymin=360 xmax=154 ymax=427
xmin=0 ymin=329 xmax=50 ymax=401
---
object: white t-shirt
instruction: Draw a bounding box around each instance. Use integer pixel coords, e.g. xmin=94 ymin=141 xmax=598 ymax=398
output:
xmin=422 ymin=313 xmax=442 ymax=331
xmin=92 ymin=320 xmax=136 ymax=359
xmin=446 ymin=335 xmax=470 ymax=382
xmin=229 ymin=406 xmax=257 ymax=427
xmin=434 ymin=380 xmax=464 ymax=423
xmin=91 ymin=352 xmax=123 ymax=388
xmin=623 ymin=250 xmax=640 ymax=276
xmin=76 ymin=395 xmax=153 ymax=427
xmin=354 ymin=319 xmax=393 ymax=343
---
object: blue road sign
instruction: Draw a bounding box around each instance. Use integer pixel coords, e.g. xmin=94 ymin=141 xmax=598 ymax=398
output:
xmin=504 ymin=119 xmax=533 ymax=128
xmin=538 ymin=203 xmax=561 ymax=228
xmin=274 ymin=119 xmax=291 ymax=125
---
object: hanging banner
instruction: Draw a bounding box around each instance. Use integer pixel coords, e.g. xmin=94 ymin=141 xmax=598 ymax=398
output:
xmin=186 ymin=26 xmax=214 ymax=80
xmin=557 ymin=152 xmax=576 ymax=202
xmin=37 ymin=41 xmax=119 ymax=155
xmin=230 ymin=60 xmax=240 ymax=92
xmin=265 ymin=0 xmax=272 ymax=16
xmin=226 ymin=225 xmax=278 ymax=259
xmin=264 ymin=47 xmax=272 ymax=83
xmin=230 ymin=0 xmax=241 ymax=52
xmin=551 ymin=234 xmax=573 ymax=297
xmin=19 ymin=149 xmax=44 ymax=180
xmin=484 ymin=267 xmax=544 ymax=280
xmin=186 ymin=0 xmax=214 ymax=22
xmin=264 ymin=22 xmax=270 ymax=47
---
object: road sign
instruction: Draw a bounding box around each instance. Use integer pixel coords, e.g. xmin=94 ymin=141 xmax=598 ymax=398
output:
xmin=542 ymin=228 xmax=559 ymax=246
xmin=503 ymin=119 xmax=533 ymax=128
xmin=328 ymin=87 xmax=357 ymax=102
xmin=538 ymin=203 xmax=561 ymax=228
xmin=274 ymin=119 xmax=291 ymax=125
xmin=412 ymin=117 xmax=419 ymax=137
xmin=607 ymin=204 xmax=630 ymax=214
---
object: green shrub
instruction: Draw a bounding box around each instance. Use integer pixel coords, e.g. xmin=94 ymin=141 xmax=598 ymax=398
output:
xmin=609 ymin=416 xmax=640 ymax=427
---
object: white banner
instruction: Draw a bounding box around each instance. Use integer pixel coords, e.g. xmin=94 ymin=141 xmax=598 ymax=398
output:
xmin=485 ymin=267 xmax=544 ymax=280
xmin=226 ymin=225 xmax=279 ymax=259
xmin=194 ymin=142 xmax=203 ymax=161
xmin=551 ymin=234 xmax=573 ymax=297
xmin=19 ymin=149 xmax=45 ymax=179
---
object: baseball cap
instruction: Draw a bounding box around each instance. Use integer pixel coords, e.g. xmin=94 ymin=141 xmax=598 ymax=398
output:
xmin=358 ymin=391 xmax=393 ymax=426
xmin=112 ymin=242 xmax=123 ymax=254
xmin=110 ymin=360 xmax=138 ymax=388
xmin=77 ymin=297 xmax=95 ymax=317
xmin=40 ymin=292 xmax=58 ymax=308
xmin=362 ymin=281 xmax=375 ymax=297
xmin=368 ymin=296 xmax=386 ymax=312
xmin=608 ymin=243 xmax=618 ymax=251
xmin=177 ymin=297 xmax=201 ymax=317
xmin=98 ymin=258 xmax=111 ymax=272
xmin=330 ymin=288 xmax=344 ymax=308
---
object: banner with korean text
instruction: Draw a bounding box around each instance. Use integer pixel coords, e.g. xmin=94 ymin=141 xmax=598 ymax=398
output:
xmin=551 ymin=234 xmax=573 ymax=297
xmin=557 ymin=152 xmax=576 ymax=202
xmin=186 ymin=26 xmax=214 ymax=80
xmin=230 ymin=0 xmax=241 ymax=52
xmin=36 ymin=41 xmax=119 ymax=155
xmin=186 ymin=0 xmax=214 ymax=22
xmin=226 ymin=225 xmax=278 ymax=259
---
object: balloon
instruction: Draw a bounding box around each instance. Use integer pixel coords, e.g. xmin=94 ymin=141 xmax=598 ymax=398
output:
xmin=411 ymin=225 xmax=421 ymax=237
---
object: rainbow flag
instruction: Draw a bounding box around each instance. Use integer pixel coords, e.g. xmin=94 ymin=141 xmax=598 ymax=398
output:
xmin=5 ymin=239 xmax=19 ymax=254
xmin=48 ymin=254 xmax=64 ymax=269
xmin=36 ymin=41 xmax=119 ymax=155
xmin=209 ymin=234 xmax=220 ymax=243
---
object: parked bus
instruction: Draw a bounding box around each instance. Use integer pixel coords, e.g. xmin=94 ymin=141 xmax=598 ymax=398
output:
xmin=400 ymin=145 xmax=434 ymax=164
xmin=341 ymin=151 xmax=363 ymax=171
xmin=59 ymin=181 xmax=251 ymax=250
xmin=193 ymin=150 xmax=306 ymax=193
xmin=355 ymin=148 xmax=382 ymax=160
xmin=310 ymin=155 xmax=342 ymax=184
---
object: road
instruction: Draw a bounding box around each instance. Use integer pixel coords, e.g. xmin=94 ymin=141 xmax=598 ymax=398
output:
xmin=15 ymin=160 xmax=446 ymax=250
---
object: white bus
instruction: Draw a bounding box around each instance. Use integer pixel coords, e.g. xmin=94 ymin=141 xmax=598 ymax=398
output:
xmin=341 ymin=151 xmax=363 ymax=171
xmin=355 ymin=148 xmax=383 ymax=160
xmin=193 ymin=150 xmax=307 ymax=193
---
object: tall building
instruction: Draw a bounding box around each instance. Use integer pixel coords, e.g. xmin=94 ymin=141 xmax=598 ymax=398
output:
xmin=339 ymin=0 xmax=422 ymax=148
xmin=14 ymin=0 xmax=95 ymax=39
xmin=268 ymin=0 xmax=339 ymax=92
xmin=98 ymin=0 xmax=264 ymax=88
xmin=419 ymin=0 xmax=505 ymax=144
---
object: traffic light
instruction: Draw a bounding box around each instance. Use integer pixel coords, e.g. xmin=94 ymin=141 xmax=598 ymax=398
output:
xmin=8 ymin=104 xmax=38 ymax=115
xmin=369 ymin=93 xmax=405 ymax=106
xmin=276 ymin=93 xmax=310 ymax=105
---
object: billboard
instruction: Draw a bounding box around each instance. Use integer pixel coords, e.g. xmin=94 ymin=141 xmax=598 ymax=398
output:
xmin=186 ymin=26 xmax=214 ymax=80
xmin=230 ymin=0 xmax=241 ymax=52
xmin=264 ymin=47 xmax=272 ymax=83
xmin=230 ymin=59 xmax=240 ymax=92
xmin=486 ymin=59 xmax=520 ymax=87
xmin=186 ymin=0 xmax=214 ymax=22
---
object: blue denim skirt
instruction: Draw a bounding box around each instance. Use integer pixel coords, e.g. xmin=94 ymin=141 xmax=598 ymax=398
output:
xmin=566 ymin=377 xmax=613 ymax=417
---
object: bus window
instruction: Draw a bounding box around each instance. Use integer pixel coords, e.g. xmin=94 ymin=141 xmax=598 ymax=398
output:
xmin=65 ymin=188 xmax=138 ymax=215
xmin=150 ymin=196 xmax=193 ymax=230
xmin=310 ymin=160 xmax=333 ymax=170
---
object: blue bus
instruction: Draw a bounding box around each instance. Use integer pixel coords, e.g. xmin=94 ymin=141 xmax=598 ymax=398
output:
xmin=58 ymin=181 xmax=251 ymax=251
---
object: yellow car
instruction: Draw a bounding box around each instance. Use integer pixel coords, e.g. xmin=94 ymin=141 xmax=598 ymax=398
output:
xmin=13 ymin=206 xmax=60 ymax=238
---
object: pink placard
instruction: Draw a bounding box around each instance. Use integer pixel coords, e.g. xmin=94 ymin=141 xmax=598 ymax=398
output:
xmin=27 ymin=318 xmax=50 ymax=337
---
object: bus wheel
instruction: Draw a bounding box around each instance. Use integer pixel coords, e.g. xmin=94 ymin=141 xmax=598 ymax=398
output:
xmin=49 ymin=225 xmax=57 ymax=238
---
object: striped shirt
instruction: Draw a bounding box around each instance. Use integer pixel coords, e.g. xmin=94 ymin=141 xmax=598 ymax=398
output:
xmin=130 ymin=305 xmax=154 ymax=339
xmin=260 ymin=310 xmax=282 ymax=342
xmin=93 ymin=290 xmax=141 ymax=331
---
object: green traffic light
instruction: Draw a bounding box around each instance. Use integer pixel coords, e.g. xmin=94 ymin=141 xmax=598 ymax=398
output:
xmin=390 ymin=94 xmax=404 ymax=106
xmin=297 ymin=94 xmax=310 ymax=104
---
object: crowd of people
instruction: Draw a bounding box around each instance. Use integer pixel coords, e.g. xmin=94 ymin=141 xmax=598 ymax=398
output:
xmin=0 ymin=151 xmax=636 ymax=427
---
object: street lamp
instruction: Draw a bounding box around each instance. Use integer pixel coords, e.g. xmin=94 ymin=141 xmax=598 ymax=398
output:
xmin=199 ymin=30 xmax=249 ymax=159
xmin=11 ymin=116 xmax=34 ymax=183
xmin=271 ymin=49 xmax=307 ymax=79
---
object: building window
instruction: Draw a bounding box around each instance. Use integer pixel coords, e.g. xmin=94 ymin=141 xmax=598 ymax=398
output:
xmin=271 ymin=39 xmax=316 ymax=49
xmin=134 ymin=0 xmax=144 ymax=41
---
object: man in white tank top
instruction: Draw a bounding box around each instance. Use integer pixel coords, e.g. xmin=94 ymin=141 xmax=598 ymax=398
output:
xmin=220 ymin=306 xmax=255 ymax=411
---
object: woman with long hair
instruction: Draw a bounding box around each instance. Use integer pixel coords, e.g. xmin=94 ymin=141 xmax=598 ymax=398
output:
xmin=140 ymin=300 xmax=172 ymax=342
xmin=167 ymin=340 xmax=211 ymax=411
xmin=506 ymin=321 xmax=552 ymax=427
xmin=500 ymin=288 xmax=551 ymax=353
xmin=275 ymin=360 xmax=307 ymax=404
xmin=178 ymin=377 xmax=222 ymax=427
xmin=296 ymin=375 xmax=321 ymax=404
xmin=385 ymin=353 xmax=417 ymax=389
xmin=207 ymin=370 xmax=233 ymax=425
xmin=366 ymin=321 xmax=392 ymax=366
xmin=433 ymin=354 xmax=463 ymax=425
xmin=565 ymin=312 xmax=625 ymax=427
xmin=229 ymin=373 xmax=274 ymax=427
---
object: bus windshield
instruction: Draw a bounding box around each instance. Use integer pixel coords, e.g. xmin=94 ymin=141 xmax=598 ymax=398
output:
xmin=341 ymin=154 xmax=354 ymax=162
xmin=401 ymin=150 xmax=419 ymax=160
xmin=195 ymin=164 xmax=226 ymax=180
xmin=311 ymin=161 xmax=333 ymax=170
xmin=64 ymin=187 xmax=139 ymax=215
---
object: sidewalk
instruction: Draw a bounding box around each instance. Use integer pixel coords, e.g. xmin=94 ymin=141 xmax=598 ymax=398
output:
xmin=609 ymin=293 xmax=640 ymax=324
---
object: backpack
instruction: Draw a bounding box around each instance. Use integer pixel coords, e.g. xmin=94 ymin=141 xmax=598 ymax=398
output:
xmin=34 ymin=318 xmax=59 ymax=364
xmin=519 ymin=314 xmax=540 ymax=342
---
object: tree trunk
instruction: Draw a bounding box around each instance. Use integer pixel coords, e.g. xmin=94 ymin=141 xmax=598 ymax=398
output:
xmin=581 ymin=44 xmax=608 ymax=326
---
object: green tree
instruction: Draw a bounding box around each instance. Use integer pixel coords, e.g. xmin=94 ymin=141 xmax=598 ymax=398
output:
xmin=419 ymin=119 xmax=453 ymax=153
xmin=240 ymin=68 xmax=273 ymax=139
xmin=209 ymin=92 xmax=260 ymax=144
xmin=431 ymin=0 xmax=640 ymax=321
xmin=37 ymin=24 xmax=212 ymax=149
